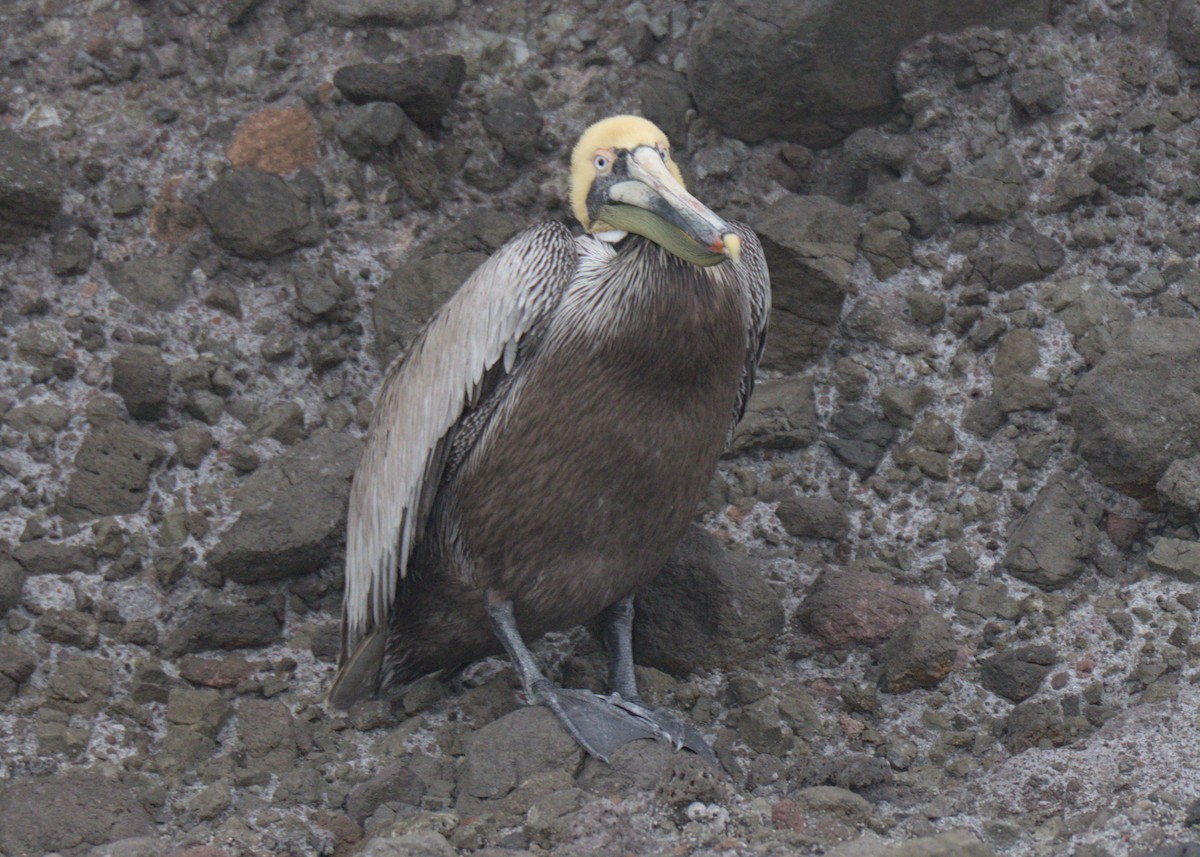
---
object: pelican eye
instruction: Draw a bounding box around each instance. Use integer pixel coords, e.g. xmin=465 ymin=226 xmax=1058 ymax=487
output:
xmin=593 ymin=154 xmax=611 ymax=173
xmin=657 ymin=146 xmax=668 ymax=163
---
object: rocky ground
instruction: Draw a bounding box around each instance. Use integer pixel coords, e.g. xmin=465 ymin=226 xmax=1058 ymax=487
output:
xmin=2 ymin=0 xmax=1200 ymax=855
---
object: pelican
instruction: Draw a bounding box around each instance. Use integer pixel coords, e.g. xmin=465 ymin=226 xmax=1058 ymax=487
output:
xmin=330 ymin=115 xmax=770 ymax=764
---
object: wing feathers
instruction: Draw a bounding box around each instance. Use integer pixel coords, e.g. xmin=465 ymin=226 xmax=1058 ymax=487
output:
xmin=339 ymin=222 xmax=576 ymax=667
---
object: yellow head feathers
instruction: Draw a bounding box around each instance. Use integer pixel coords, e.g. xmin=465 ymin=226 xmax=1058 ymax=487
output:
xmin=569 ymin=115 xmax=685 ymax=231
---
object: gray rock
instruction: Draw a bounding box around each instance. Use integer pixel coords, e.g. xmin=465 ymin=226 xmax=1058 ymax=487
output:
xmin=248 ymin=400 xmax=307 ymax=445
xmin=633 ymin=525 xmax=784 ymax=675
xmin=1010 ymin=67 xmax=1066 ymax=118
xmin=198 ymin=167 xmax=324 ymax=260
xmin=336 ymin=102 xmax=408 ymax=160
xmin=1043 ymin=278 xmax=1132 ymax=359
xmin=688 ymin=0 xmax=1049 ymax=147
xmin=755 ymin=194 xmax=857 ymax=371
xmin=639 ymin=66 xmax=692 ymax=147
xmin=0 ymin=129 xmax=63 ymax=253
xmin=826 ymin=405 xmax=897 ymax=476
xmin=4 ymin=402 xmax=71 ymax=433
xmin=1072 ymin=318 xmax=1200 ymax=497
xmin=459 ymin=706 xmax=583 ymax=803
xmin=1171 ymin=0 xmax=1200 ymax=63
xmin=1042 ymin=160 xmax=1100 ymax=213
xmin=208 ymin=432 xmax=361 ymax=583
xmin=796 ymin=568 xmax=928 ymax=649
xmin=776 ymin=495 xmax=849 ymax=540
xmin=878 ymin=611 xmax=959 ymax=693
xmin=0 ymin=639 xmax=37 ymax=704
xmin=965 ymin=220 xmax=1064 ymax=291
xmin=1088 ymin=143 xmax=1147 ymax=195
xmin=345 ymin=762 xmax=426 ymax=822
xmin=864 ymin=180 xmax=941 ymax=238
xmin=36 ymin=608 xmax=100 ymax=649
xmin=389 ymin=113 xmax=445 ymax=210
xmin=1005 ymin=698 xmax=1065 ymax=752
xmin=12 ymin=540 xmax=96 ymax=575
xmin=980 ymin=644 xmax=1057 ymax=702
xmin=881 ymin=384 xmax=933 ymax=428
xmin=109 ymin=182 xmax=145 ymax=217
xmin=333 ymin=56 xmax=466 ymax=131
xmin=86 ymin=835 xmax=168 ymax=857
xmin=843 ymin=294 xmax=927 ymax=354
xmin=1003 ymin=475 xmax=1100 ymax=590
xmin=1147 ymin=538 xmax=1200 ymax=582
xmin=482 ymin=91 xmax=542 ymax=161
xmin=993 ymin=329 xmax=1054 ymax=413
xmin=0 ymin=556 xmax=23 ymax=617
xmin=827 ymin=830 xmax=996 ymax=856
xmin=111 ymin=345 xmax=170 ymax=422
xmin=945 ymin=149 xmax=1027 ymax=223
xmin=162 ymin=600 xmax=283 ymax=656
xmin=729 ymin=375 xmax=817 ymax=454
xmin=67 ymin=422 xmax=167 ymax=516
xmin=106 ymin=255 xmax=192 ymax=312
xmin=358 ymin=832 xmax=457 ymax=857
xmin=372 ymin=210 xmax=519 ymax=361
xmin=860 ymin=211 xmax=911 ymax=279
xmin=173 ymin=423 xmax=214 ymax=469
xmin=50 ymin=222 xmax=94 ymax=276
xmin=311 ymin=0 xmax=457 ymax=28
xmin=0 ymin=769 xmax=154 ymax=856
xmin=1158 ymin=455 xmax=1200 ymax=517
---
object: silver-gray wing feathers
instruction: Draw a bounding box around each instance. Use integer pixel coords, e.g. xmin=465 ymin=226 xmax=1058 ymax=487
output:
xmin=728 ymin=222 xmax=771 ymax=437
xmin=340 ymin=222 xmax=576 ymax=667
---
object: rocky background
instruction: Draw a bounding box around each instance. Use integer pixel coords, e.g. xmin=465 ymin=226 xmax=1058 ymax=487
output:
xmin=2 ymin=0 xmax=1200 ymax=855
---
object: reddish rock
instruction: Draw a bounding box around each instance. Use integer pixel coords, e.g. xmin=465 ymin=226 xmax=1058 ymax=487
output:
xmin=226 ymin=107 xmax=318 ymax=176
xmin=795 ymin=568 xmax=928 ymax=648
xmin=150 ymin=177 xmax=204 ymax=245
xmin=1104 ymin=512 xmax=1147 ymax=550
xmin=771 ymin=798 xmax=806 ymax=833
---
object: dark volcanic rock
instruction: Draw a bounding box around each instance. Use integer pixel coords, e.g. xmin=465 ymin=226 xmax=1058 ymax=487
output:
xmin=459 ymin=706 xmax=583 ymax=804
xmin=877 ymin=611 xmax=959 ymax=693
xmin=1072 ymin=318 xmax=1200 ymax=497
xmin=67 ymin=422 xmax=167 ymax=516
xmin=106 ymin=255 xmax=192 ymax=312
xmin=111 ymin=345 xmax=171 ymax=422
xmin=776 ymin=495 xmax=849 ymax=540
xmin=1171 ymin=0 xmax=1200 ymax=63
xmin=0 ymin=556 xmax=24 ymax=617
xmin=0 ymin=769 xmax=154 ymax=856
xmin=639 ymin=66 xmax=693 ymax=147
xmin=729 ymin=375 xmax=818 ymax=454
xmin=797 ymin=568 xmax=928 ymax=649
xmin=372 ymin=210 xmax=519 ymax=361
xmin=754 ymin=194 xmax=857 ymax=371
xmin=1158 ymin=455 xmax=1200 ymax=517
xmin=336 ymin=102 xmax=407 ymax=160
xmin=163 ymin=600 xmax=284 ymax=656
xmin=50 ymin=221 xmax=94 ymax=276
xmin=1088 ymin=143 xmax=1147 ymax=195
xmin=1010 ymin=67 xmax=1066 ymax=118
xmin=1005 ymin=699 xmax=1065 ymax=753
xmin=1147 ymin=538 xmax=1200 ymax=582
xmin=945 ymin=150 xmax=1027 ymax=223
xmin=12 ymin=540 xmax=96 ymax=575
xmin=1043 ymin=278 xmax=1132 ymax=359
xmin=198 ymin=167 xmax=324 ymax=260
xmin=333 ymin=56 xmax=466 ymax=131
xmin=634 ymin=525 xmax=784 ymax=675
xmin=312 ymin=0 xmax=457 ymax=28
xmin=346 ymin=762 xmax=426 ymax=822
xmin=0 ymin=639 xmax=37 ymax=704
xmin=208 ymin=432 xmax=361 ymax=583
xmin=864 ymin=180 xmax=942 ymax=238
xmin=0 ymin=129 xmax=63 ymax=253
xmin=826 ymin=405 xmax=897 ymax=477
xmin=980 ymin=644 xmax=1057 ymax=702
xmin=688 ymin=0 xmax=1049 ymax=147
xmin=482 ymin=90 xmax=543 ymax=161
xmin=1003 ymin=475 xmax=1101 ymax=590
xmin=965 ymin=220 xmax=1064 ymax=291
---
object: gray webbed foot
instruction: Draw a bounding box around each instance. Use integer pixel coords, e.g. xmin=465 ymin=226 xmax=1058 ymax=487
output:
xmin=611 ymin=694 xmax=720 ymax=768
xmin=532 ymin=682 xmax=663 ymax=764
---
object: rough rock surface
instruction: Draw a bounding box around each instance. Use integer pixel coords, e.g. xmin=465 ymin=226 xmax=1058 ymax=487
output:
xmin=2 ymin=2 xmax=1200 ymax=856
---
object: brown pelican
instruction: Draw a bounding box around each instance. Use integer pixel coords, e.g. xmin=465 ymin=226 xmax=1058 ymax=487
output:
xmin=330 ymin=115 xmax=770 ymax=764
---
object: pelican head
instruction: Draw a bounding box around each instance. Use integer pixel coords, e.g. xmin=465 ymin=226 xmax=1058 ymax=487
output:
xmin=570 ymin=115 xmax=741 ymax=267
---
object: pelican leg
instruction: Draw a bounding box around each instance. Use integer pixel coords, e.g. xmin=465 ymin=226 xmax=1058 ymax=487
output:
xmin=599 ymin=595 xmax=719 ymax=768
xmin=486 ymin=596 xmax=663 ymax=764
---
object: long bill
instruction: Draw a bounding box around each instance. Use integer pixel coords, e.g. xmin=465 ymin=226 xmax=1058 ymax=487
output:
xmin=598 ymin=146 xmax=741 ymax=268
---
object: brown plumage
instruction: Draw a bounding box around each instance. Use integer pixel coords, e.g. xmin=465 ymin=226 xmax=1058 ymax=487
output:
xmin=331 ymin=117 xmax=769 ymax=763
